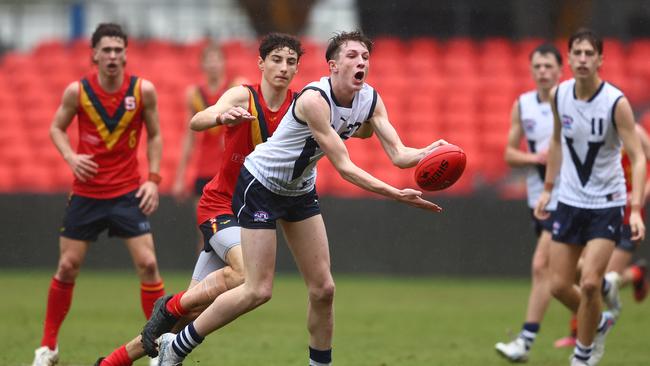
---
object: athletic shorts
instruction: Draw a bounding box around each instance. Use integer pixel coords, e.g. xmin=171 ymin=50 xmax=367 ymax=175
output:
xmin=551 ymin=202 xmax=623 ymax=246
xmin=194 ymin=177 xmax=211 ymax=196
xmin=192 ymin=214 xmax=241 ymax=282
xmin=530 ymin=209 xmax=554 ymax=237
xmin=198 ymin=214 xmax=240 ymax=256
xmin=61 ymin=190 xmax=151 ymax=241
xmin=232 ymin=167 xmax=321 ymax=229
xmin=617 ymin=224 xmax=637 ymax=252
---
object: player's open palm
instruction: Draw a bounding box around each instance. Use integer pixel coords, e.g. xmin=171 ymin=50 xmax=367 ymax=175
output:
xmin=220 ymin=106 xmax=256 ymax=126
xmin=136 ymin=181 xmax=159 ymax=215
xmin=66 ymin=153 xmax=98 ymax=182
xmin=396 ymin=188 xmax=443 ymax=212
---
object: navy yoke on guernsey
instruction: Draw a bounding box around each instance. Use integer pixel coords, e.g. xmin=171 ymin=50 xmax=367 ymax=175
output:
xmin=243 ymin=77 xmax=378 ymax=196
xmin=518 ymin=90 xmax=559 ymax=210
xmin=555 ymin=79 xmax=626 ymax=209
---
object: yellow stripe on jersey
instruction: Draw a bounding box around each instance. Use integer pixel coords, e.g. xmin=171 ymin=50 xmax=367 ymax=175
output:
xmin=248 ymin=90 xmax=264 ymax=147
xmin=79 ymin=78 xmax=142 ymax=150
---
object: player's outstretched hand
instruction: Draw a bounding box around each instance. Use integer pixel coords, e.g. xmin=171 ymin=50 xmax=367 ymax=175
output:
xmin=630 ymin=211 xmax=646 ymax=241
xmin=219 ymin=106 xmax=256 ymax=126
xmin=66 ymin=153 xmax=98 ymax=182
xmin=395 ymin=188 xmax=443 ymax=212
xmin=137 ymin=181 xmax=160 ymax=215
xmin=533 ymin=191 xmax=551 ymax=220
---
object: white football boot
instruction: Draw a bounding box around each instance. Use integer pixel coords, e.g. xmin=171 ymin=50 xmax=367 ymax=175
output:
xmin=32 ymin=346 xmax=59 ymax=366
xmin=495 ymin=337 xmax=529 ymax=362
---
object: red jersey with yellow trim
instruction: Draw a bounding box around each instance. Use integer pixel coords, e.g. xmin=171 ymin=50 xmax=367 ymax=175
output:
xmin=621 ymin=150 xmax=647 ymax=224
xmin=196 ymin=84 xmax=294 ymax=223
xmin=73 ymin=73 xmax=144 ymax=199
xmin=191 ymin=83 xmax=229 ymax=178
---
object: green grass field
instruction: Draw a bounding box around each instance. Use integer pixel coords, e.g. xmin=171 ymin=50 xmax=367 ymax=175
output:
xmin=2 ymin=270 xmax=649 ymax=365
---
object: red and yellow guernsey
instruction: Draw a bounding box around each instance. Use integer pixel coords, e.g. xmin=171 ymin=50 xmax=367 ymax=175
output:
xmin=190 ymin=83 xmax=229 ymax=178
xmin=196 ymin=84 xmax=294 ymax=223
xmin=621 ymin=150 xmax=647 ymax=224
xmin=74 ymin=73 xmax=144 ymax=198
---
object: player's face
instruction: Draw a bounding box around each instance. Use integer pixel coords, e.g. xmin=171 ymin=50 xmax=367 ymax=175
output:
xmin=202 ymin=49 xmax=225 ymax=78
xmin=259 ymin=47 xmax=299 ymax=89
xmin=568 ymin=39 xmax=602 ymax=79
xmin=93 ymin=36 xmax=126 ymax=77
xmin=330 ymin=41 xmax=370 ymax=91
xmin=530 ymin=52 xmax=561 ymax=91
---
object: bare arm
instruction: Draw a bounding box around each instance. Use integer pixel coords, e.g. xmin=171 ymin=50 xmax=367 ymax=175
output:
xmin=534 ymin=87 xmax=562 ymax=219
xmin=504 ymin=100 xmax=545 ymax=167
xmin=617 ymin=98 xmax=646 ymax=240
xmin=367 ymin=94 xmax=446 ymax=168
xmin=296 ymin=90 xmax=441 ymax=212
xmin=172 ymin=87 xmax=200 ymax=199
xmin=190 ymin=86 xmax=254 ymax=131
xmin=49 ymin=82 xmax=99 ymax=182
xmin=352 ymin=121 xmax=374 ymax=139
xmin=635 ymin=124 xmax=650 ymax=201
xmin=138 ymin=79 xmax=162 ymax=215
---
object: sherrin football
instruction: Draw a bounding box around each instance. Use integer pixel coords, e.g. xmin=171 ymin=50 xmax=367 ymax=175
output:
xmin=414 ymin=144 xmax=467 ymax=191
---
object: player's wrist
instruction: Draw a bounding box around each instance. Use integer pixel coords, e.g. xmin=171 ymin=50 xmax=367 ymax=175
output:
xmin=630 ymin=203 xmax=642 ymax=212
xmin=543 ymin=181 xmax=554 ymax=192
xmin=214 ymin=113 xmax=222 ymax=126
xmin=148 ymin=172 xmax=162 ymax=185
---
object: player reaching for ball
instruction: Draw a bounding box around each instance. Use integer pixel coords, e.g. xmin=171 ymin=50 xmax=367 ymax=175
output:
xmin=153 ymin=30 xmax=446 ymax=366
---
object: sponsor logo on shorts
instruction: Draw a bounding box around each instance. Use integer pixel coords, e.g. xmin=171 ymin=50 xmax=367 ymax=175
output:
xmin=253 ymin=210 xmax=269 ymax=223
xmin=552 ymin=221 xmax=561 ymax=235
xmin=139 ymin=221 xmax=151 ymax=232
xmin=607 ymin=225 xmax=615 ymax=234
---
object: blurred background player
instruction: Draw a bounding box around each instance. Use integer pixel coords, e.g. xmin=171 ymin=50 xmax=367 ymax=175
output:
xmin=555 ymin=122 xmax=650 ymax=349
xmin=95 ymin=32 xmax=303 ymax=366
xmin=171 ymin=42 xmax=230 ymax=253
xmin=495 ymin=43 xmax=563 ymax=362
xmin=154 ymin=30 xmax=445 ymax=366
xmin=534 ymin=28 xmax=646 ymax=366
xmin=31 ymin=23 xmax=165 ymax=366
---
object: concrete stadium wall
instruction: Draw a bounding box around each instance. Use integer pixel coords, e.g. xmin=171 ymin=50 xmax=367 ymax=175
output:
xmin=2 ymin=194 xmax=649 ymax=277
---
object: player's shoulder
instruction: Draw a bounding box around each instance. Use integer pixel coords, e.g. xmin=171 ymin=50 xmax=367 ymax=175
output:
xmin=518 ymin=89 xmax=538 ymax=104
xmin=602 ymin=80 xmax=625 ymax=99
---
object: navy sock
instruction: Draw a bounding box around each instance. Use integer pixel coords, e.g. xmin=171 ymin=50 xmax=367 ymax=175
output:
xmin=172 ymin=322 xmax=204 ymax=358
xmin=309 ymin=346 xmax=332 ymax=366
xmin=519 ymin=322 xmax=539 ymax=350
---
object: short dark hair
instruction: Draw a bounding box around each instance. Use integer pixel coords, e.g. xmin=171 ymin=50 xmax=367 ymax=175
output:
xmin=568 ymin=27 xmax=603 ymax=55
xmin=201 ymin=41 xmax=223 ymax=61
xmin=91 ymin=23 xmax=128 ymax=48
xmin=325 ymin=31 xmax=373 ymax=61
xmin=530 ymin=43 xmax=562 ymax=65
xmin=259 ymin=33 xmax=304 ymax=60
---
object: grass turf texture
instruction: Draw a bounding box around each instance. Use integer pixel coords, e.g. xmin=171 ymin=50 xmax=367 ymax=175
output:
xmin=2 ymin=270 xmax=648 ymax=365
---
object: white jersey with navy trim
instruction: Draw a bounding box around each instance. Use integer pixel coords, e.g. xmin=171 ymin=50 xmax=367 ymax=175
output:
xmin=244 ymin=77 xmax=378 ymax=196
xmin=518 ymin=90 xmax=559 ymax=210
xmin=555 ymin=79 xmax=626 ymax=208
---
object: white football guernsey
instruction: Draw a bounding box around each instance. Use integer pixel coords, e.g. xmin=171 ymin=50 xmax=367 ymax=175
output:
xmin=555 ymin=79 xmax=626 ymax=208
xmin=518 ymin=90 xmax=559 ymax=210
xmin=244 ymin=77 xmax=378 ymax=196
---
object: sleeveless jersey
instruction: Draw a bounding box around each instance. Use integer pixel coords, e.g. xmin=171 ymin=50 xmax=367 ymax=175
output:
xmin=191 ymin=83 xmax=228 ymax=178
xmin=555 ymin=79 xmax=626 ymax=208
xmin=518 ymin=90 xmax=559 ymax=210
xmin=244 ymin=77 xmax=378 ymax=196
xmin=74 ymin=73 xmax=144 ymax=199
xmin=196 ymin=84 xmax=294 ymax=223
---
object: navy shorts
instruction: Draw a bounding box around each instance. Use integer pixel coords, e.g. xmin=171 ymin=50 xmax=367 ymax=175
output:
xmin=232 ymin=167 xmax=321 ymax=229
xmin=61 ymin=190 xmax=151 ymax=242
xmin=617 ymin=224 xmax=638 ymax=252
xmin=551 ymin=202 xmax=623 ymax=246
xmin=198 ymin=214 xmax=239 ymax=252
xmin=530 ymin=209 xmax=554 ymax=237
xmin=194 ymin=177 xmax=211 ymax=196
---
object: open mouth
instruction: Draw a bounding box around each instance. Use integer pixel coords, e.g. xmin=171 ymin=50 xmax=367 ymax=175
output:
xmin=354 ymin=71 xmax=364 ymax=81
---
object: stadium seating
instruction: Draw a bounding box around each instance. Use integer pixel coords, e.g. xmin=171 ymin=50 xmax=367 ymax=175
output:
xmin=1 ymin=37 xmax=649 ymax=197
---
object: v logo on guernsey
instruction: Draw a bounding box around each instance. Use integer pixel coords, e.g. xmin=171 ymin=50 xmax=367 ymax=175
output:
xmin=79 ymin=76 xmax=142 ymax=150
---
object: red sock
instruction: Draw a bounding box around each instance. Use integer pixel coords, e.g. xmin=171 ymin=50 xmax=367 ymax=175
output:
xmin=100 ymin=345 xmax=132 ymax=366
xmin=570 ymin=314 xmax=578 ymax=337
xmin=40 ymin=277 xmax=75 ymax=349
xmin=140 ymin=281 xmax=165 ymax=319
xmin=165 ymin=290 xmax=187 ymax=317
xmin=630 ymin=265 xmax=643 ymax=283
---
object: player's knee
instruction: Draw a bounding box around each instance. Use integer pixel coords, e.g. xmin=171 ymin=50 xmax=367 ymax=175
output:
xmin=134 ymin=256 xmax=159 ymax=278
xmin=550 ymin=278 xmax=571 ymax=299
xmin=56 ymin=257 xmax=82 ymax=281
xmin=224 ymin=266 xmax=245 ymax=288
xmin=246 ymin=283 xmax=273 ymax=306
xmin=531 ymin=258 xmax=548 ymax=280
xmin=579 ymin=275 xmax=601 ymax=298
xmin=309 ymin=281 xmax=335 ymax=305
